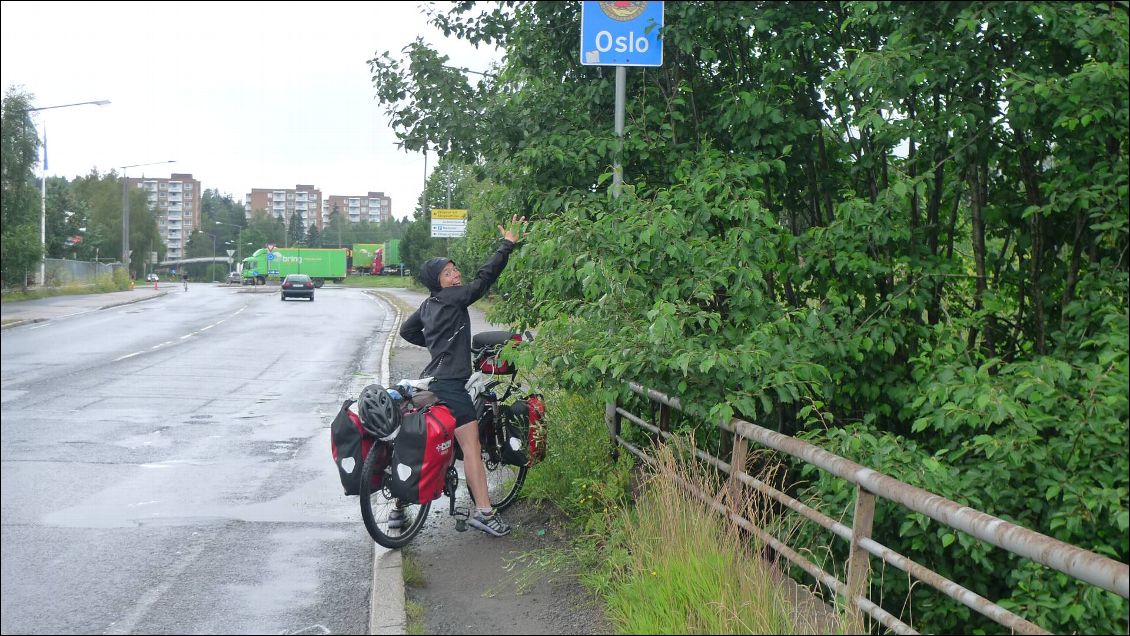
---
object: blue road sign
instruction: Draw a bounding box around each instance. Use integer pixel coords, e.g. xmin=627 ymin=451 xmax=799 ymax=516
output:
xmin=580 ymin=1 xmax=664 ymax=67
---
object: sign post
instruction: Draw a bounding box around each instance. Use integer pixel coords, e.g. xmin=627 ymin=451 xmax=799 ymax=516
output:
xmin=580 ymin=1 xmax=664 ymax=198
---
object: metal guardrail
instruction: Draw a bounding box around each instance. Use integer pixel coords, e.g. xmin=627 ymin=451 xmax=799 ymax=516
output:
xmin=606 ymin=382 xmax=1129 ymax=635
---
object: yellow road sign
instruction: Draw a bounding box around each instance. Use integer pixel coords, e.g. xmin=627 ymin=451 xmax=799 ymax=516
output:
xmin=431 ymin=209 xmax=468 ymax=220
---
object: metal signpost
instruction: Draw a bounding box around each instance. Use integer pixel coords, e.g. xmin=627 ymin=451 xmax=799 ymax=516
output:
xmin=580 ymin=1 xmax=664 ymax=198
xmin=266 ymin=243 xmax=278 ymax=277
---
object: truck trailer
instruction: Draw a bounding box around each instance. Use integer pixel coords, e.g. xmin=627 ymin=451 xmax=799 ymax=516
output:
xmin=381 ymin=239 xmax=403 ymax=275
xmin=350 ymin=243 xmax=384 ymax=275
xmin=240 ymin=248 xmax=348 ymax=287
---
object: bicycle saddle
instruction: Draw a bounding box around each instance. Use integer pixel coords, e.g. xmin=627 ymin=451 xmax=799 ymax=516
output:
xmin=472 ymin=331 xmax=517 ymax=349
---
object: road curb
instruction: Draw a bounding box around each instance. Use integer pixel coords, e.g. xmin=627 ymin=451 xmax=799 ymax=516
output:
xmin=369 ymin=549 xmax=406 ymax=635
xmin=2 ymin=290 xmax=169 ymax=329
xmin=97 ymin=291 xmax=169 ymax=310
xmin=368 ymin=290 xmax=407 ymax=635
xmin=1 ymin=318 xmax=46 ymax=330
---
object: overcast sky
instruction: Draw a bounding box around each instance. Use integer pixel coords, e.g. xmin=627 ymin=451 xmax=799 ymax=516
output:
xmin=0 ymin=1 xmax=502 ymax=220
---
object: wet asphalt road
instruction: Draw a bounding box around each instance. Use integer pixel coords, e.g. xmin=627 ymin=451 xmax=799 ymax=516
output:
xmin=1 ymin=284 xmax=394 ymax=634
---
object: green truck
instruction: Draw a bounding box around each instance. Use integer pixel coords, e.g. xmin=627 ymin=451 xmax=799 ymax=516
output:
xmin=350 ymin=243 xmax=384 ymax=275
xmin=240 ymin=247 xmax=348 ymax=287
xmin=381 ymin=239 xmax=403 ymax=275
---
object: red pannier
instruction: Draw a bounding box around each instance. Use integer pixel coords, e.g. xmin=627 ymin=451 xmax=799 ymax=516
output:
xmin=526 ymin=394 xmax=546 ymax=462
xmin=330 ymin=399 xmax=383 ymax=496
xmin=387 ymin=404 xmax=457 ymax=505
xmin=507 ymin=394 xmax=547 ymax=465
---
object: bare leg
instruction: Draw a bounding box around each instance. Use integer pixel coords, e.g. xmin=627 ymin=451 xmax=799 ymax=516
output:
xmin=453 ymin=420 xmax=491 ymax=510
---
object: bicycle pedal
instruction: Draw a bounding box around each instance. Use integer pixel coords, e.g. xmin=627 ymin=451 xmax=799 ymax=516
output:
xmin=453 ymin=507 xmax=469 ymax=532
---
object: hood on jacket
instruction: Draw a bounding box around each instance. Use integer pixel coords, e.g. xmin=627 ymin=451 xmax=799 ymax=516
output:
xmin=420 ymin=257 xmax=454 ymax=293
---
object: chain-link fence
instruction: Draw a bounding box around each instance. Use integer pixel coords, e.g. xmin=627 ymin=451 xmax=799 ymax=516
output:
xmin=42 ymin=258 xmax=121 ymax=288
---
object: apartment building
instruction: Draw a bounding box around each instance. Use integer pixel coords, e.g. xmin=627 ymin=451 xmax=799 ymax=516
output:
xmin=321 ymin=192 xmax=392 ymax=225
xmin=131 ymin=173 xmax=202 ymax=260
xmin=244 ymin=184 xmax=323 ymax=231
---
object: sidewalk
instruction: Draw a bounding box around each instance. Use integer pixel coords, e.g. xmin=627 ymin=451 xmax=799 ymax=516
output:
xmin=0 ymin=287 xmax=168 ymax=329
xmin=0 ymin=282 xmax=272 ymax=330
xmin=364 ymin=288 xmax=506 ymax=636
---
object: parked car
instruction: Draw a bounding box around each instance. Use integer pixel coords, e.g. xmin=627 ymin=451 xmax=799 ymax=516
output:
xmin=227 ymin=271 xmax=242 ymax=285
xmin=280 ymin=274 xmax=315 ymax=301
xmin=146 ymin=273 xmax=159 ymax=282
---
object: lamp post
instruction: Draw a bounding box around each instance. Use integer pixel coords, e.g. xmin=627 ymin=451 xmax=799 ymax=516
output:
xmin=120 ymin=159 xmax=175 ymax=279
xmin=205 ymin=233 xmax=217 ymax=282
xmin=11 ymin=99 xmax=110 ymax=286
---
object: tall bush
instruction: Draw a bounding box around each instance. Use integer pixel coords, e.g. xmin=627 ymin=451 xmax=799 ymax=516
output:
xmin=371 ymin=3 xmax=1129 ymax=632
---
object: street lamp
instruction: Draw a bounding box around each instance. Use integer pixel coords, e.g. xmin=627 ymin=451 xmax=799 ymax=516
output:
xmin=120 ymin=159 xmax=176 ymax=278
xmin=11 ymin=99 xmax=110 ymax=286
xmin=205 ymin=233 xmax=217 ymax=282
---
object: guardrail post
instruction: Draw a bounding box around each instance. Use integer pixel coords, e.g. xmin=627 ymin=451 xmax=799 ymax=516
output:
xmin=657 ymin=403 xmax=670 ymax=433
xmin=724 ymin=429 xmax=748 ymax=512
xmin=719 ymin=424 xmax=734 ymax=469
xmin=846 ymin=485 xmax=876 ymax=630
xmin=605 ymin=399 xmax=621 ymax=460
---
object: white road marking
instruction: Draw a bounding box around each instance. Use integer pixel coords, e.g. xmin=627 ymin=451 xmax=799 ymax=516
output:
xmin=112 ymin=305 xmax=247 ymax=361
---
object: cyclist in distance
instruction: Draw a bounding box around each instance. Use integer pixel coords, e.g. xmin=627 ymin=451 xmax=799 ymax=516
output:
xmin=399 ymin=214 xmax=527 ymax=536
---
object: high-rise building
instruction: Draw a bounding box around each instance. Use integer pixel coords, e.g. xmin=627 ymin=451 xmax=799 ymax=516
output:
xmin=322 ymin=192 xmax=392 ymax=225
xmin=244 ymin=185 xmax=324 ymax=231
xmin=131 ymin=173 xmax=202 ymax=260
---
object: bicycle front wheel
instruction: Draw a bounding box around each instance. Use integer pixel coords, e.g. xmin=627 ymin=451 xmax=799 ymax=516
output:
xmin=359 ymin=441 xmax=431 ymax=549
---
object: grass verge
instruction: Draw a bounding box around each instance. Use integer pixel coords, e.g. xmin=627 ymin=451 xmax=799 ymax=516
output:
xmin=1 ymin=271 xmax=132 ymax=301
xmin=404 ymin=598 xmax=427 ymax=635
xmin=402 ymin=550 xmax=426 ymax=589
xmin=340 ymin=275 xmax=423 ymax=290
xmin=518 ymin=386 xmax=847 ymax=634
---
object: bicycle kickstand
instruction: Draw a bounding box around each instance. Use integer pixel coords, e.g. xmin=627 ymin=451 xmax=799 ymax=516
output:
xmin=445 ymin=466 xmax=469 ymax=532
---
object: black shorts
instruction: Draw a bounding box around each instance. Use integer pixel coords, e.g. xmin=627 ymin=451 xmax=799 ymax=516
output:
xmin=429 ymin=379 xmax=478 ymax=427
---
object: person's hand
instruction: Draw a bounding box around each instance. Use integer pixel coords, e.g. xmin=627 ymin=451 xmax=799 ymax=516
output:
xmin=499 ymin=215 xmax=528 ymax=243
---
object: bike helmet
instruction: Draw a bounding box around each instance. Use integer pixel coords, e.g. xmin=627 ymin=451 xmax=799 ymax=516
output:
xmin=358 ymin=384 xmax=400 ymax=440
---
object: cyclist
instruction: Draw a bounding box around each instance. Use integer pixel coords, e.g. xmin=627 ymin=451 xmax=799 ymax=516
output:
xmin=399 ymin=214 xmax=527 ymax=537
xmin=182 ymin=272 xmax=189 ymax=291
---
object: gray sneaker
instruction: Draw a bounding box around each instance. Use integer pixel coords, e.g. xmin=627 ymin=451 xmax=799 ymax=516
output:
xmin=387 ymin=505 xmax=408 ymax=530
xmin=468 ymin=510 xmax=511 ymax=537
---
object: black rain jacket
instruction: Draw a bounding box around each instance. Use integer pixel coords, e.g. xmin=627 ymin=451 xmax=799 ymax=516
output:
xmin=399 ymin=240 xmax=514 ymax=380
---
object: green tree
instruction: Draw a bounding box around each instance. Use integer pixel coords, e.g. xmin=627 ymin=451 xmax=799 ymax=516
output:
xmin=396 ymin=154 xmax=485 ymax=274
xmin=65 ymin=170 xmax=161 ymax=278
xmin=202 ymin=189 xmax=246 ymax=259
xmin=242 ymin=209 xmax=281 ymax=256
xmin=45 ymin=176 xmax=89 ymax=259
xmin=324 ymin=204 xmax=347 ymax=247
xmin=1 ymin=87 xmax=42 ymax=288
xmin=0 ymin=222 xmax=41 ymax=289
xmin=370 ymin=3 xmax=1129 ymax=633
xmin=287 ymin=211 xmax=305 ymax=246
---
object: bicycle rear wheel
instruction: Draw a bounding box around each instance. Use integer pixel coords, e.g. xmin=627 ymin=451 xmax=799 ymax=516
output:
xmin=475 ymin=408 xmax=528 ymax=511
xmin=483 ymin=460 xmax=527 ymax=511
xmin=359 ymin=441 xmax=430 ymax=549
